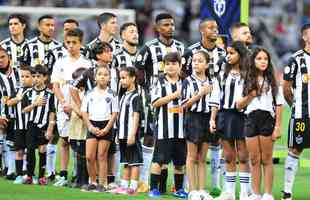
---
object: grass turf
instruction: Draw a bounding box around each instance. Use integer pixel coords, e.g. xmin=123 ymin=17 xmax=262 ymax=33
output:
xmin=1 ymin=107 xmax=310 ymax=200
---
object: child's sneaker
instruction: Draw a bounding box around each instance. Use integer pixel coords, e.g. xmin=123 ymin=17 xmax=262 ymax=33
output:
xmin=214 ymin=192 xmax=235 ymax=200
xmin=148 ymin=188 xmax=161 ymax=198
xmin=110 ymin=186 xmax=127 ymax=194
xmin=38 ymin=177 xmax=48 ymax=185
xmin=81 ymin=184 xmax=97 ymax=192
xmin=53 ymin=176 xmax=68 ymax=187
xmin=261 ymin=193 xmax=274 ymax=200
xmin=281 ymin=191 xmax=292 ymax=200
xmin=23 ymin=176 xmax=33 ymax=184
xmin=13 ymin=176 xmax=24 ymax=184
xmin=247 ymin=193 xmax=262 ymax=200
xmin=173 ymin=188 xmax=188 ymax=198
xmin=137 ymin=181 xmax=149 ymax=193
xmin=126 ymin=188 xmax=136 ymax=195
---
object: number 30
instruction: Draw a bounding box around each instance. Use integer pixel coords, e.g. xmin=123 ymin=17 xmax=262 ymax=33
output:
xmin=296 ymin=122 xmax=305 ymax=132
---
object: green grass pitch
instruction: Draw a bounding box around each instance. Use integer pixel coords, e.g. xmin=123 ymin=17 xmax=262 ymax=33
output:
xmin=1 ymin=107 xmax=310 ymax=200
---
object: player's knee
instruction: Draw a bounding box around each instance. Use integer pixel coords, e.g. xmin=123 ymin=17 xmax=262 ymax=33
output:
xmin=225 ymin=151 xmax=236 ymax=164
xmin=174 ymin=165 xmax=184 ymax=173
xmin=249 ymin=155 xmax=261 ymax=166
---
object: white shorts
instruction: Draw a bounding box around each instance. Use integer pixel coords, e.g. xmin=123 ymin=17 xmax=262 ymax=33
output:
xmin=57 ymin=118 xmax=70 ymax=138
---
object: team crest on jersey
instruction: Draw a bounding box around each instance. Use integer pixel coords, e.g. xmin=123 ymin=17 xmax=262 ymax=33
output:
xmin=302 ymin=74 xmax=310 ymax=83
xmin=214 ymin=0 xmax=226 ymax=17
xmin=137 ymin=54 xmax=142 ymax=62
xmin=105 ymin=97 xmax=112 ymax=103
xmin=284 ymin=66 xmax=290 ymax=74
xmin=296 ymin=135 xmax=303 ymax=144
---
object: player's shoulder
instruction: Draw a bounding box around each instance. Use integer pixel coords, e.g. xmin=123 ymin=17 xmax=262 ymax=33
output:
xmin=145 ymin=38 xmax=159 ymax=47
xmin=0 ymin=38 xmax=11 ymax=46
xmin=188 ymin=42 xmax=201 ymax=51
xmin=27 ymin=37 xmax=38 ymax=44
xmin=292 ymin=49 xmax=305 ymax=59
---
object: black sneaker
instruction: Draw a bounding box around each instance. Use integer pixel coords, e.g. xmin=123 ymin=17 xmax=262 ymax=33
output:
xmin=281 ymin=191 xmax=292 ymax=200
xmin=81 ymin=184 xmax=97 ymax=192
xmin=1 ymin=168 xmax=8 ymax=176
xmin=6 ymin=173 xmax=16 ymax=180
xmin=48 ymin=173 xmax=55 ymax=182
xmin=71 ymin=176 xmax=77 ymax=183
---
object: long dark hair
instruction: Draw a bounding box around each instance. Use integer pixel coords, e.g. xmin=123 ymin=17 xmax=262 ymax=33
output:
xmin=243 ymin=47 xmax=277 ymax=98
xmin=223 ymin=41 xmax=248 ymax=80
xmin=118 ymin=67 xmax=137 ymax=98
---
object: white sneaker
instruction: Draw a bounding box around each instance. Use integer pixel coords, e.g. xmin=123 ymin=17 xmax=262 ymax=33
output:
xmin=188 ymin=191 xmax=201 ymax=200
xmin=261 ymin=193 xmax=274 ymax=200
xmin=214 ymin=192 xmax=235 ymax=200
xmin=199 ymin=190 xmax=214 ymax=200
xmin=53 ymin=177 xmax=68 ymax=187
xmin=247 ymin=194 xmax=261 ymax=200
xmin=239 ymin=192 xmax=249 ymax=200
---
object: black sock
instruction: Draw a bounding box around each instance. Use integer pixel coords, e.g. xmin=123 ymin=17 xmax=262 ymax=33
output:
xmin=60 ymin=170 xmax=68 ymax=180
xmin=150 ymin=173 xmax=160 ymax=190
xmin=39 ymin=152 xmax=46 ymax=178
xmin=108 ymin=175 xmax=115 ymax=184
xmin=81 ymin=156 xmax=89 ymax=185
xmin=76 ymin=154 xmax=82 ymax=184
xmin=27 ymin=149 xmax=35 ymax=177
xmin=15 ymin=159 xmax=23 ymax=176
xmin=159 ymin=169 xmax=168 ymax=193
xmin=174 ymin=174 xmax=184 ymax=191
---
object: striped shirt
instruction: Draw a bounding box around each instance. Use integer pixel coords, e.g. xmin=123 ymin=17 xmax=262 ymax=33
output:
xmin=24 ymin=87 xmax=55 ymax=129
xmin=112 ymin=47 xmax=137 ymax=69
xmin=135 ymin=38 xmax=185 ymax=87
xmin=219 ymin=71 xmax=244 ymax=110
xmin=26 ymin=37 xmax=61 ymax=66
xmin=0 ymin=37 xmax=29 ymax=67
xmin=44 ymin=43 xmax=89 ymax=72
xmin=81 ymin=87 xmax=118 ymax=121
xmin=151 ymin=75 xmax=184 ymax=140
xmin=283 ymin=49 xmax=310 ymax=118
xmin=13 ymin=87 xmax=32 ymax=130
xmin=183 ymin=42 xmax=226 ymax=76
xmin=0 ymin=68 xmax=21 ymax=118
xmin=86 ymin=37 xmax=122 ymax=59
xmin=181 ymin=75 xmax=220 ymax=113
xmin=118 ymin=90 xmax=143 ymax=139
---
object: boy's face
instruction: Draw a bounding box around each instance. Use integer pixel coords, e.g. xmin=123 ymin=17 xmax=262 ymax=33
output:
xmin=20 ymin=70 xmax=33 ymax=87
xmin=33 ymin=73 xmax=47 ymax=87
xmin=164 ymin=61 xmax=180 ymax=77
xmin=96 ymin=48 xmax=113 ymax=63
xmin=64 ymin=36 xmax=82 ymax=56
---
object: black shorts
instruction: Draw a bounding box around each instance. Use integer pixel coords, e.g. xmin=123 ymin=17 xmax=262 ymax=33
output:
xmin=288 ymin=118 xmax=310 ymax=149
xmin=86 ymin=120 xmax=114 ymax=141
xmin=244 ymin=110 xmax=275 ymax=138
xmin=119 ymin=139 xmax=143 ymax=166
xmin=184 ymin=112 xmax=219 ymax=144
xmin=217 ymin=110 xmax=245 ymax=140
xmin=108 ymin=130 xmax=117 ymax=155
xmin=26 ymin=123 xmax=48 ymax=149
xmin=5 ymin=119 xmax=15 ymax=143
xmin=152 ymin=139 xmax=186 ymax=166
xmin=14 ymin=130 xmax=27 ymax=151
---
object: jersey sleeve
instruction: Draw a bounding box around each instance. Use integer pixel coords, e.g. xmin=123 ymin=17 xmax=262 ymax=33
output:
xmin=112 ymin=95 xmax=119 ymax=113
xmin=50 ymin=59 xmax=62 ymax=83
xmin=132 ymin=95 xmax=143 ymax=113
xmin=283 ymin=56 xmax=298 ymax=81
xmin=135 ymin=45 xmax=151 ymax=71
xmin=209 ymin=78 xmax=221 ymax=108
xmin=181 ymin=79 xmax=191 ymax=105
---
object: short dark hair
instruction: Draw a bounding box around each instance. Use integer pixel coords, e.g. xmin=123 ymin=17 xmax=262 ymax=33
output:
xmin=32 ymin=64 xmax=49 ymax=75
xmin=8 ymin=14 xmax=27 ymax=25
xmin=38 ymin=15 xmax=54 ymax=24
xmin=230 ymin=22 xmax=249 ymax=33
xmin=199 ymin=18 xmax=216 ymax=30
xmin=155 ymin=13 xmax=173 ymax=23
xmin=20 ymin=64 xmax=32 ymax=73
xmin=120 ymin=22 xmax=137 ymax=35
xmin=92 ymin=42 xmax=113 ymax=57
xmin=301 ymin=23 xmax=310 ymax=34
xmin=193 ymin=50 xmax=210 ymax=63
xmin=72 ymin=67 xmax=86 ymax=80
xmin=65 ymin=28 xmax=84 ymax=42
xmin=63 ymin=18 xmax=79 ymax=27
xmin=163 ymin=52 xmax=181 ymax=64
xmin=97 ymin=12 xmax=116 ymax=28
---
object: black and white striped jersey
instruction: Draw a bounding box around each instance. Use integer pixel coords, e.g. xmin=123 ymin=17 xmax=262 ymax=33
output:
xmin=135 ymin=38 xmax=185 ymax=87
xmin=86 ymin=37 xmax=122 ymax=59
xmin=118 ymin=89 xmax=143 ymax=139
xmin=13 ymin=87 xmax=32 ymax=130
xmin=24 ymin=87 xmax=55 ymax=129
xmin=44 ymin=43 xmax=89 ymax=73
xmin=81 ymin=87 xmax=119 ymax=121
xmin=218 ymin=71 xmax=244 ymax=110
xmin=181 ymin=75 xmax=220 ymax=113
xmin=26 ymin=36 xmax=61 ymax=66
xmin=284 ymin=49 xmax=310 ymax=118
xmin=111 ymin=47 xmax=137 ymax=69
xmin=151 ymin=75 xmax=184 ymax=140
xmin=0 ymin=38 xmax=29 ymax=67
xmin=183 ymin=42 xmax=226 ymax=77
xmin=0 ymin=68 xmax=21 ymax=118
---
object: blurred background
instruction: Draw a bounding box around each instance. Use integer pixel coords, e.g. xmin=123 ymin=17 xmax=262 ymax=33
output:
xmin=0 ymin=0 xmax=308 ymax=68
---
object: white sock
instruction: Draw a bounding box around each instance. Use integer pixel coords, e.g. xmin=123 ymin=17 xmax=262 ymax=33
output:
xmin=130 ymin=179 xmax=138 ymax=190
xmin=210 ymin=145 xmax=221 ymax=188
xmin=115 ymin=147 xmax=121 ymax=183
xmin=220 ymin=157 xmax=226 ymax=191
xmin=23 ymin=150 xmax=27 ymax=171
xmin=225 ymin=172 xmax=236 ymax=194
xmin=7 ymin=150 xmax=16 ymax=175
xmin=121 ymin=179 xmax=129 ymax=188
xmin=72 ymin=150 xmax=77 ymax=177
xmin=3 ymin=142 xmax=9 ymax=169
xmin=239 ymin=172 xmax=250 ymax=195
xmin=183 ymin=174 xmax=189 ymax=189
xmin=140 ymin=145 xmax=153 ymax=184
xmin=284 ymin=152 xmax=299 ymax=194
xmin=46 ymin=144 xmax=57 ymax=176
